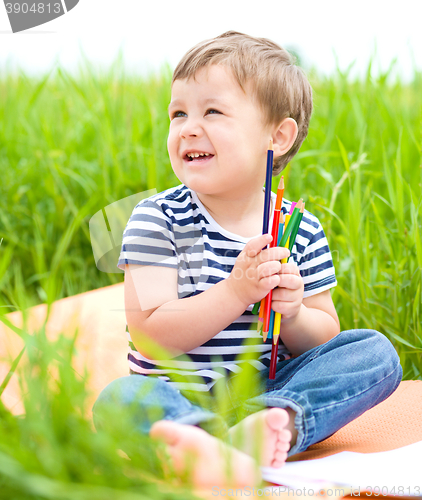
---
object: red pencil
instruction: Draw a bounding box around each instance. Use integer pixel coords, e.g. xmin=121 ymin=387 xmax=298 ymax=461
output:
xmin=269 ymin=336 xmax=279 ymax=379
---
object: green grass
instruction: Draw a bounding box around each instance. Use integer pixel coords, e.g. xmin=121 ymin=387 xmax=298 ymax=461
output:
xmin=0 ymin=325 xmax=202 ymax=499
xmin=0 ymin=55 xmax=421 ymax=496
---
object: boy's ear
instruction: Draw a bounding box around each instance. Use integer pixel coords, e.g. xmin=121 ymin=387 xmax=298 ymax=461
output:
xmin=272 ymin=118 xmax=298 ymax=157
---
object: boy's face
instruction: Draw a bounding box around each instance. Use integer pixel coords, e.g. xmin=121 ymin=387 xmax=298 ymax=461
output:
xmin=167 ymin=65 xmax=273 ymax=199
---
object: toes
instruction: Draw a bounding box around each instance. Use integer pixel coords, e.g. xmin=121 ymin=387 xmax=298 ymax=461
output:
xmin=274 ymin=450 xmax=288 ymax=461
xmin=266 ymin=408 xmax=289 ymax=431
xmin=276 ymin=439 xmax=290 ymax=452
xmin=271 ymin=450 xmax=288 ymax=468
xmin=277 ymin=428 xmax=292 ymax=445
xmin=271 ymin=459 xmax=285 ymax=469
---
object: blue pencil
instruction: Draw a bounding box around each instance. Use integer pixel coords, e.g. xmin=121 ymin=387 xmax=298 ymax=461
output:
xmin=267 ymin=309 xmax=275 ymax=340
xmin=262 ymin=139 xmax=274 ymax=242
xmin=252 ymin=140 xmax=274 ymax=317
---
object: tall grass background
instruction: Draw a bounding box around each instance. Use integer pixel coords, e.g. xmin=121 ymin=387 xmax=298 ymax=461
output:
xmin=0 ymin=54 xmax=421 ymax=497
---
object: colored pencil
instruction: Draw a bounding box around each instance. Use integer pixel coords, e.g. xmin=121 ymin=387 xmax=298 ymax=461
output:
xmin=262 ymin=139 xmax=274 ymax=242
xmin=266 ymin=214 xmax=289 ymax=348
xmin=262 ymin=177 xmax=284 ymax=336
xmin=252 ymin=140 xmax=274 ymax=318
xmin=269 ymin=200 xmax=304 ymax=379
xmin=258 ymin=177 xmax=283 ymax=332
xmin=278 ymin=207 xmax=300 ymax=249
xmin=288 ymin=201 xmax=304 ymax=254
xmin=253 ymin=205 xmax=285 ymax=318
xmin=269 ymin=309 xmax=282 ymax=377
xmin=264 ymin=212 xmax=284 ymax=342
xmin=271 ymin=226 xmax=289 ymax=342
xmin=269 ymin=232 xmax=290 ymax=379
xmin=277 ymin=211 xmax=285 ymax=246
xmin=265 ymin=212 xmax=290 ymax=341
xmin=257 ymin=298 xmax=265 ymax=336
xmin=267 ymin=309 xmax=275 ymax=340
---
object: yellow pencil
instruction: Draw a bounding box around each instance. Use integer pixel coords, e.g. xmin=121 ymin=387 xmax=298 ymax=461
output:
xmin=273 ymin=310 xmax=281 ymax=344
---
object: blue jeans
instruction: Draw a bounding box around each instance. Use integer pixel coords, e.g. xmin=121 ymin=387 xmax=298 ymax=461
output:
xmin=93 ymin=329 xmax=402 ymax=456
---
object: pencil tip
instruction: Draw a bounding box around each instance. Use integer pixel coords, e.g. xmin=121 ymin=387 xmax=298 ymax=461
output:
xmin=269 ymin=138 xmax=273 ymax=150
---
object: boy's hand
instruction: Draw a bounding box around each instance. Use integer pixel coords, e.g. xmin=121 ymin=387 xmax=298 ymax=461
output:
xmin=226 ymin=233 xmax=290 ymax=307
xmin=271 ymin=262 xmax=304 ymax=322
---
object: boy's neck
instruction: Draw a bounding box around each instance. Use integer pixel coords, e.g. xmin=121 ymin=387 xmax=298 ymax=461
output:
xmin=194 ymin=188 xmax=272 ymax=238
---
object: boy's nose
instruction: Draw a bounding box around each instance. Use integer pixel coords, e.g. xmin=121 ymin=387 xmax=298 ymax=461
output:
xmin=179 ymin=118 xmax=203 ymax=139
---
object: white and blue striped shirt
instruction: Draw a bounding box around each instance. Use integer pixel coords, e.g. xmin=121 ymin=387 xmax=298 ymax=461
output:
xmin=118 ymin=184 xmax=337 ymax=393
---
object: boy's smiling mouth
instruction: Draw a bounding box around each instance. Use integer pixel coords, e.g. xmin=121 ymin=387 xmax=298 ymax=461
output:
xmin=184 ymin=151 xmax=214 ymax=162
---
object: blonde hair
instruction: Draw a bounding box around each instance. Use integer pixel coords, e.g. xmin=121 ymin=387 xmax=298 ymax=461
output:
xmin=172 ymin=31 xmax=313 ymax=174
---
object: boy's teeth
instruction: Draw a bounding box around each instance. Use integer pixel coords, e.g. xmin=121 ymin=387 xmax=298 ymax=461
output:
xmin=188 ymin=152 xmax=210 ymax=158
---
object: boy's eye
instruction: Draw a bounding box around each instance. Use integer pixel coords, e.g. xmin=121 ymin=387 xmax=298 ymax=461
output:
xmin=171 ymin=111 xmax=187 ymax=119
xmin=206 ymin=109 xmax=221 ymax=115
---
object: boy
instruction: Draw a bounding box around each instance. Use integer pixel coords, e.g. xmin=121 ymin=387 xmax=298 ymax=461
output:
xmin=93 ymin=31 xmax=402 ymax=488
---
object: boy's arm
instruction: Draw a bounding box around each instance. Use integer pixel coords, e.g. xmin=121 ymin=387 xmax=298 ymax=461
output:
xmin=125 ymin=263 xmax=248 ymax=359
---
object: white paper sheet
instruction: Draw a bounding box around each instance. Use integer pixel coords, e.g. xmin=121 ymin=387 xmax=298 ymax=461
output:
xmin=261 ymin=440 xmax=422 ymax=495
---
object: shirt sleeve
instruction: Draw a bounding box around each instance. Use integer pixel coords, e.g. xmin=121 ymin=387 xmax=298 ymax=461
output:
xmin=295 ymin=215 xmax=337 ymax=298
xmin=117 ymin=199 xmax=177 ymax=270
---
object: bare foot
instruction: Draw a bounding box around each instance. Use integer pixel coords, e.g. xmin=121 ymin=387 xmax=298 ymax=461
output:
xmin=150 ymin=420 xmax=262 ymax=489
xmin=228 ymin=408 xmax=293 ymax=468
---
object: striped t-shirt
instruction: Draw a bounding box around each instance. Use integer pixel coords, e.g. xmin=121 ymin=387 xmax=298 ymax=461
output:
xmin=118 ymin=184 xmax=337 ymax=393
